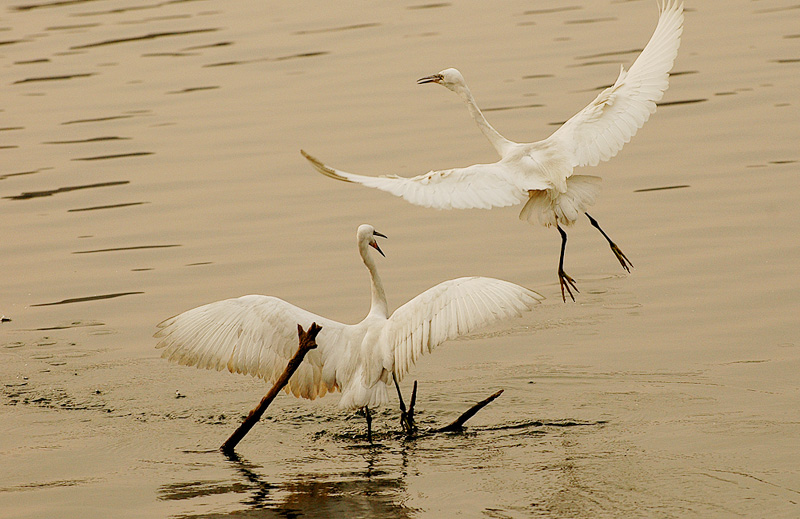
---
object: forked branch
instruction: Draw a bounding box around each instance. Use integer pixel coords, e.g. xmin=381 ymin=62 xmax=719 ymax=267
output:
xmin=221 ymin=323 xmax=322 ymax=455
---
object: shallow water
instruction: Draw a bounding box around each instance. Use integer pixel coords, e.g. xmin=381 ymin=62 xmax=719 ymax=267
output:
xmin=2 ymin=0 xmax=799 ymax=517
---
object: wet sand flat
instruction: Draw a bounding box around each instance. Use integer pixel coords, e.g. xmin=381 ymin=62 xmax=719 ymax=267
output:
xmin=1 ymin=1 xmax=799 ymax=517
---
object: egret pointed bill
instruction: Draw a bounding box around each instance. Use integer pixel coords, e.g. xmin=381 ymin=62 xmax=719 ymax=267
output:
xmin=417 ymin=74 xmax=443 ymax=85
xmin=370 ymin=230 xmax=387 ymax=257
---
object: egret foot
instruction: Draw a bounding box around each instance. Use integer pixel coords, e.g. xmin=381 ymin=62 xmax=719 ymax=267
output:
xmin=585 ymin=213 xmax=633 ymax=273
xmin=609 ymin=241 xmax=633 ymax=272
xmin=556 ymin=224 xmax=579 ymax=302
xmin=559 ymin=268 xmax=578 ymax=303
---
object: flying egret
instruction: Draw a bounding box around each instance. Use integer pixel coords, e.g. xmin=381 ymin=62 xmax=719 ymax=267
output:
xmin=155 ymin=224 xmax=543 ymax=440
xmin=302 ymin=0 xmax=684 ymax=302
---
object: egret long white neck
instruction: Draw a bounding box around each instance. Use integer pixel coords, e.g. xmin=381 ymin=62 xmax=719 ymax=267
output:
xmin=456 ymin=84 xmax=514 ymax=157
xmin=360 ymin=242 xmax=388 ymax=318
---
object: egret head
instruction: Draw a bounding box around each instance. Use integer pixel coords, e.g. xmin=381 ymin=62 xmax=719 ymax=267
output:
xmin=417 ymin=68 xmax=466 ymax=92
xmin=357 ymin=224 xmax=387 ymax=257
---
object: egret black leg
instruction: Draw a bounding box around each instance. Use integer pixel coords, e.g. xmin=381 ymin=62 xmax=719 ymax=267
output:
xmin=364 ymin=406 xmax=373 ymax=443
xmin=393 ymin=374 xmax=417 ymax=436
xmin=585 ymin=213 xmax=633 ymax=272
xmin=557 ymin=224 xmax=578 ymax=302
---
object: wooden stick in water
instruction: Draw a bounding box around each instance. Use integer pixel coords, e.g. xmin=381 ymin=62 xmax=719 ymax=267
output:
xmin=436 ymin=389 xmax=504 ymax=433
xmin=221 ymin=322 xmax=322 ymax=455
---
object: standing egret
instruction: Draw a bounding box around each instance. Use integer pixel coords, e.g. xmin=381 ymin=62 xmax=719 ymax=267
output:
xmin=302 ymin=0 xmax=684 ymax=302
xmin=155 ymin=224 xmax=543 ymax=440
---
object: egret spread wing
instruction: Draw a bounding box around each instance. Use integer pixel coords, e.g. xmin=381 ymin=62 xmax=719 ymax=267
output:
xmin=155 ymin=295 xmax=348 ymax=399
xmin=302 ymin=150 xmax=542 ymax=210
xmin=547 ymin=0 xmax=684 ymax=168
xmin=383 ymin=277 xmax=544 ymax=380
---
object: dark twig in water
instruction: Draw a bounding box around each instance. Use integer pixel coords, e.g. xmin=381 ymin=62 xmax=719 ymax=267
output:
xmin=220 ymin=323 xmax=322 ymax=455
xmin=395 ymin=381 xmax=504 ymax=437
xmin=436 ymin=389 xmax=504 ymax=433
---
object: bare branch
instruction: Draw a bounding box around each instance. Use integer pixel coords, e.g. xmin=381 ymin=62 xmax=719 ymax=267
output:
xmin=220 ymin=323 xmax=322 ymax=455
xmin=436 ymin=389 xmax=504 ymax=433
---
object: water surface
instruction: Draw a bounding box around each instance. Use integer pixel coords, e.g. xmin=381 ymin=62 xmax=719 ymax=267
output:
xmin=2 ymin=1 xmax=799 ymax=517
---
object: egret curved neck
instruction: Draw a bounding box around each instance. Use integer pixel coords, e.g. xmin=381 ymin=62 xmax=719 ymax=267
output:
xmin=360 ymin=246 xmax=388 ymax=318
xmin=456 ymin=84 xmax=514 ymax=157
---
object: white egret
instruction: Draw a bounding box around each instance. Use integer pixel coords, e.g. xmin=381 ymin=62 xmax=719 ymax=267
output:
xmin=302 ymin=0 xmax=683 ymax=302
xmin=155 ymin=224 xmax=543 ymax=439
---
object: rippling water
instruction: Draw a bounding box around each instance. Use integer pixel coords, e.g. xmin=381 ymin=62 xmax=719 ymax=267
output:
xmin=2 ymin=1 xmax=799 ymax=518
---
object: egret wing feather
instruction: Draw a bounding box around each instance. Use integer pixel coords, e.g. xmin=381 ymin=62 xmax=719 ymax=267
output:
xmin=383 ymin=277 xmax=544 ymax=380
xmin=302 ymin=150 xmax=543 ymax=210
xmin=547 ymin=0 xmax=684 ymax=168
xmin=155 ymin=295 xmax=348 ymax=399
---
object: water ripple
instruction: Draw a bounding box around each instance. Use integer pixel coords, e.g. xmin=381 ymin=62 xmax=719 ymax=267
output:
xmin=166 ymin=86 xmax=219 ymax=94
xmin=68 ymin=201 xmax=149 ymax=212
xmin=634 ymin=185 xmax=690 ymax=193
xmin=204 ymin=51 xmax=328 ymax=68
xmin=70 ymin=28 xmax=218 ymax=49
xmin=3 ymin=180 xmax=129 ymax=200
xmin=0 ymin=168 xmax=51 ymax=181
xmin=484 ymin=103 xmax=544 ymax=112
xmin=44 ymin=136 xmax=131 ymax=144
xmin=72 ymin=151 xmax=153 ymax=161
xmin=656 ymin=98 xmax=707 ymax=107
xmin=565 ymin=16 xmax=617 ymax=25
xmin=32 ymin=292 xmax=144 ymax=306
xmin=72 ymin=244 xmax=180 ymax=254
xmin=524 ymin=6 xmax=581 ymax=16
xmin=62 ymin=115 xmax=135 ymax=125
xmin=12 ymin=73 xmax=95 ymax=84
xmin=294 ymin=23 xmax=380 ymax=35
xmin=12 ymin=1 xmax=97 ymax=12
xmin=407 ymin=3 xmax=450 ymax=10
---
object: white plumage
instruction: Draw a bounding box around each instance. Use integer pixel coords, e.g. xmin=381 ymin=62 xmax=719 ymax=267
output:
xmin=155 ymin=224 xmax=543 ymax=413
xmin=302 ymin=1 xmax=684 ymax=302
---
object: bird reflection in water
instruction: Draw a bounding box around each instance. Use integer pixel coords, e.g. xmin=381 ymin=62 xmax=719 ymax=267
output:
xmin=157 ymin=449 xmax=415 ymax=518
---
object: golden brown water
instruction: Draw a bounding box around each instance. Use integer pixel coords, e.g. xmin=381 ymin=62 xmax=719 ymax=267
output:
xmin=2 ymin=1 xmax=799 ymax=517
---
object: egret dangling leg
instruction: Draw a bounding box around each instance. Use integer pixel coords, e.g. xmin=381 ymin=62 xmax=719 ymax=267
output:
xmin=585 ymin=213 xmax=633 ymax=273
xmin=303 ymin=2 xmax=684 ymax=303
xmin=557 ymin=224 xmax=578 ymax=303
xmin=364 ymin=406 xmax=373 ymax=443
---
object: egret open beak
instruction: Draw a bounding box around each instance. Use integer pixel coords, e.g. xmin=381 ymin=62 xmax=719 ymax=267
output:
xmin=370 ymin=241 xmax=385 ymax=257
xmin=417 ymin=74 xmax=443 ymax=85
xmin=370 ymin=230 xmax=387 ymax=257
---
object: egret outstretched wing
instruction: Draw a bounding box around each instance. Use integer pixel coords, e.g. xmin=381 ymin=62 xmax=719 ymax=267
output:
xmin=383 ymin=277 xmax=544 ymax=379
xmin=155 ymin=295 xmax=348 ymax=399
xmin=303 ymin=2 xmax=683 ymax=302
xmin=547 ymin=0 xmax=684 ymax=168
xmin=302 ymin=150 xmax=545 ymax=210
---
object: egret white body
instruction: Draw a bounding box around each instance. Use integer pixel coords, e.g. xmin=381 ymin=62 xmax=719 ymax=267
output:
xmin=302 ymin=1 xmax=684 ymax=301
xmin=155 ymin=225 xmax=543 ymax=434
